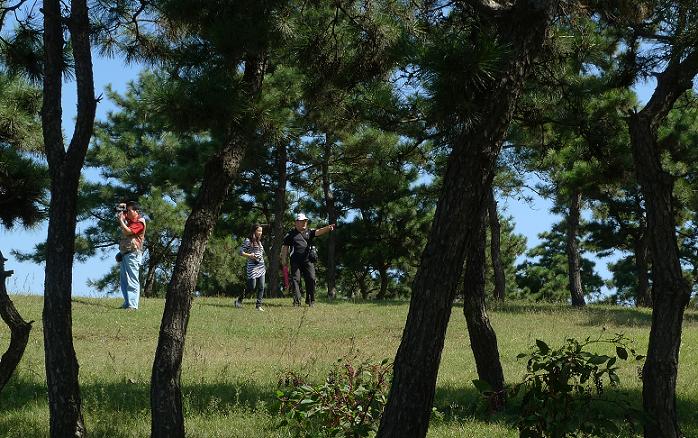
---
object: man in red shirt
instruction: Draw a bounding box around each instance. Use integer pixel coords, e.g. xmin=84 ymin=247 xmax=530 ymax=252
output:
xmin=117 ymin=201 xmax=146 ymax=309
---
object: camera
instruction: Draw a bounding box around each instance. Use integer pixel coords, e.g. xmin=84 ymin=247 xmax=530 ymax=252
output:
xmin=115 ymin=203 xmax=127 ymax=212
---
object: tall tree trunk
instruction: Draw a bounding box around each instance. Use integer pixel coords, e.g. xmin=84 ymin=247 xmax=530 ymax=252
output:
xmin=268 ymin=141 xmax=288 ymax=298
xmin=566 ymin=190 xmax=586 ymax=307
xmin=463 ymin=210 xmax=505 ymax=407
xmin=358 ymin=271 xmax=369 ymax=300
xmin=377 ymin=4 xmax=556 ymax=436
xmin=41 ymin=0 xmax=96 ymax=435
xmin=143 ymin=253 xmax=158 ymax=298
xmin=487 ymin=188 xmax=505 ymax=301
xmin=150 ymin=56 xmax=264 ymax=438
xmin=377 ymin=264 xmax=389 ymax=300
xmin=633 ymin=195 xmax=652 ymax=307
xmin=321 ymin=135 xmax=338 ymax=300
xmin=628 ymin=48 xmax=698 ymax=438
xmin=634 ymin=230 xmax=652 ymax=307
xmin=0 ymin=251 xmax=33 ymax=393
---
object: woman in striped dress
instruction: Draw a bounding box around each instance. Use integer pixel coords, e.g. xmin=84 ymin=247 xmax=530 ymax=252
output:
xmin=235 ymin=223 xmax=266 ymax=311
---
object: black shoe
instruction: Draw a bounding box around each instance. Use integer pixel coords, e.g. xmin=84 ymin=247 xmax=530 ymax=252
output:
xmin=308 ymin=302 xmax=315 ymax=308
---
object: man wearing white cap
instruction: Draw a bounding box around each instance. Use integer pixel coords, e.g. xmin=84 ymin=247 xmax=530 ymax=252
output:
xmin=281 ymin=213 xmax=335 ymax=307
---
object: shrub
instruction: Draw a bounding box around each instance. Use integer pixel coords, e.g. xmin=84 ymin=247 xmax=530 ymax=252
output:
xmin=511 ymin=333 xmax=646 ymax=437
xmin=276 ymin=358 xmax=392 ymax=437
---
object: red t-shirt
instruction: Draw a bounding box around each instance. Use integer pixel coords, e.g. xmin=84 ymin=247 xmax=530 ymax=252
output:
xmin=128 ymin=220 xmax=145 ymax=235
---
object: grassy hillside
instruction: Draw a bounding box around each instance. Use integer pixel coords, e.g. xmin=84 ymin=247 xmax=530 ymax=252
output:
xmin=1 ymin=296 xmax=697 ymax=437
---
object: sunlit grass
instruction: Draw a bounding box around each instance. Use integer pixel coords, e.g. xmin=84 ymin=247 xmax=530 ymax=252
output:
xmin=1 ymin=295 xmax=697 ymax=437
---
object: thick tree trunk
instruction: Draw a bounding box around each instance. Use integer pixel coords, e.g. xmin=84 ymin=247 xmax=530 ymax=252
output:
xmin=487 ymin=188 xmax=505 ymax=301
xmin=321 ymin=136 xmax=338 ymax=300
xmin=566 ymin=190 xmax=586 ymax=307
xmin=0 ymin=252 xmax=33 ymax=393
xmin=463 ymin=211 xmax=505 ymax=407
xmin=41 ymin=0 xmax=96 ymax=435
xmin=268 ymin=141 xmax=288 ymax=298
xmin=632 ymin=117 xmax=691 ymax=438
xmin=628 ymin=48 xmax=698 ymax=438
xmin=377 ymin=4 xmax=556 ymax=437
xmin=150 ymin=56 xmax=264 ymax=438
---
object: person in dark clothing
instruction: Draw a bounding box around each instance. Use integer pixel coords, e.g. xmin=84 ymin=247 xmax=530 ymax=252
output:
xmin=281 ymin=213 xmax=335 ymax=307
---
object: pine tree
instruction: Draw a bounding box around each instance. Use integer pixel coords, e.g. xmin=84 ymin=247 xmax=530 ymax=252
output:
xmin=379 ymin=2 xmax=560 ymax=436
xmin=0 ymin=74 xmax=44 ymax=395
xmin=591 ymin=2 xmax=698 ymax=435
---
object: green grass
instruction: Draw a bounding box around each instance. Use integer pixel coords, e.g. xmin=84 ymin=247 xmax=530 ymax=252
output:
xmin=1 ymin=295 xmax=697 ymax=437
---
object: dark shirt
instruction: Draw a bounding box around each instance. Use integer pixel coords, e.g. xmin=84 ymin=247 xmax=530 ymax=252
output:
xmin=283 ymin=228 xmax=316 ymax=264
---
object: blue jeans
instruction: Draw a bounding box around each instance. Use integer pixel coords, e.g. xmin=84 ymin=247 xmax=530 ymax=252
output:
xmin=240 ymin=275 xmax=265 ymax=307
xmin=120 ymin=251 xmax=142 ymax=309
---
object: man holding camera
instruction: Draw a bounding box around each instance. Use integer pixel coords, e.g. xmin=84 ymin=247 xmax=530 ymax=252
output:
xmin=116 ymin=201 xmax=146 ymax=310
xmin=281 ymin=213 xmax=335 ymax=307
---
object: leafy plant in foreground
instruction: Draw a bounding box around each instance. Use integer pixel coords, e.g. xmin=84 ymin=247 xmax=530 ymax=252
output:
xmin=512 ymin=333 xmax=646 ymax=437
xmin=276 ymin=358 xmax=392 ymax=437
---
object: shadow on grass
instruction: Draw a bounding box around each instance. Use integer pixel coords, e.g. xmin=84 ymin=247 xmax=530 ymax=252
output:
xmin=434 ymin=382 xmax=698 ymax=435
xmin=72 ymin=298 xmax=122 ymax=310
xmin=0 ymin=376 xmax=280 ymax=415
xmin=434 ymin=384 xmax=656 ymax=436
xmin=0 ymin=376 xmax=282 ymax=437
xmin=579 ymin=306 xmax=698 ymax=327
xmin=320 ymin=298 xmax=409 ymax=306
xmin=3 ymin=376 xmax=697 ymax=437
xmin=194 ymin=300 xmax=289 ymax=310
xmin=487 ymin=301 xmax=698 ymax=327
xmin=432 ymin=385 xmax=508 ymax=425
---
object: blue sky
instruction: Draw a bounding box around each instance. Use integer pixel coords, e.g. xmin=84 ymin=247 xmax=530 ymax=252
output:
xmin=0 ymin=57 xmax=658 ymax=297
xmin=1 ymin=55 xmax=142 ymax=296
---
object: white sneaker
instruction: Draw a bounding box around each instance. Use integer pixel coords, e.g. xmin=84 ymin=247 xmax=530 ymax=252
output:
xmin=256 ymin=306 xmax=264 ymax=312
xmin=234 ymin=300 xmax=242 ymax=308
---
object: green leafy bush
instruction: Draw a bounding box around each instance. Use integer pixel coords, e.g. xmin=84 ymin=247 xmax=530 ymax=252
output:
xmin=512 ymin=333 xmax=646 ymax=437
xmin=276 ymin=358 xmax=392 ymax=437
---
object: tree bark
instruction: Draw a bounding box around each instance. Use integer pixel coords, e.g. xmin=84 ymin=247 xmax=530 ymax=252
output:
xmin=463 ymin=210 xmax=505 ymax=407
xmin=321 ymin=135 xmax=338 ymax=299
xmin=150 ymin=56 xmax=265 ymax=438
xmin=41 ymin=0 xmax=96 ymax=435
xmin=143 ymin=251 xmax=158 ymax=298
xmin=377 ymin=264 xmax=389 ymax=300
xmin=267 ymin=141 xmax=288 ymax=298
xmin=487 ymin=188 xmax=505 ymax=301
xmin=632 ymin=194 xmax=652 ymax=307
xmin=566 ymin=190 xmax=586 ymax=307
xmin=634 ymin=229 xmax=652 ymax=307
xmin=628 ymin=47 xmax=698 ymax=438
xmin=0 ymin=251 xmax=33 ymax=393
xmin=358 ymin=271 xmax=369 ymax=300
xmin=377 ymin=3 xmax=557 ymax=436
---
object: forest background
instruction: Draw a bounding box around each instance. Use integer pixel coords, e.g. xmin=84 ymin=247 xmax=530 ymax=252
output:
xmin=0 ymin=58 xmax=659 ymax=303
xmin=3 ymin=1 xmax=698 ymax=437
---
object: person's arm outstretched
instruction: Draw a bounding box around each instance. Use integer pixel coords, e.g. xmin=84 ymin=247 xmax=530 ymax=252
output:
xmin=314 ymin=224 xmax=336 ymax=237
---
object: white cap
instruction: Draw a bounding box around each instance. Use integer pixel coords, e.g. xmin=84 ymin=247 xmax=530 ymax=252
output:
xmin=295 ymin=213 xmax=308 ymax=221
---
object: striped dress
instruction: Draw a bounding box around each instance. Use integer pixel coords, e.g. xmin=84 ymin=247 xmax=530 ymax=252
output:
xmin=240 ymin=238 xmax=266 ymax=279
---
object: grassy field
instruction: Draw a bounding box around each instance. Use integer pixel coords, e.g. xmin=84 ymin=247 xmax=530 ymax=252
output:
xmin=1 ymin=295 xmax=697 ymax=437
